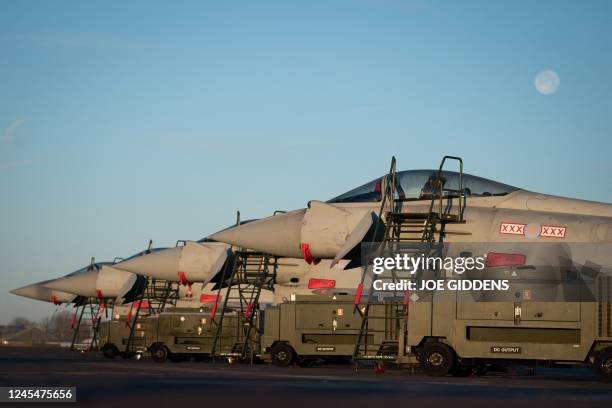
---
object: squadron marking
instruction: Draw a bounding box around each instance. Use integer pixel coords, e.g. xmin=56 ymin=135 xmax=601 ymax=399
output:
xmin=539 ymin=225 xmax=567 ymax=238
xmin=499 ymin=222 xmax=526 ymax=235
xmin=500 ymin=222 xmax=566 ymax=238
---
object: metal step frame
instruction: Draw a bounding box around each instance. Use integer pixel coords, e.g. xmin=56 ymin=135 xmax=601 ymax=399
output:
xmin=124 ymin=277 xmax=180 ymax=356
xmin=210 ymin=250 xmax=276 ymax=362
xmin=70 ymin=298 xmax=108 ymax=353
xmin=353 ymin=156 xmax=466 ymax=363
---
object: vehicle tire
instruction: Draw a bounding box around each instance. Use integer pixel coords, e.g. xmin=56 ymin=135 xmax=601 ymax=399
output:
xmin=419 ymin=342 xmax=455 ymax=377
xmin=271 ymin=343 xmax=295 ymax=367
xmin=150 ymin=345 xmax=169 ymax=363
xmin=593 ymin=348 xmax=612 ymax=381
xmin=102 ymin=344 xmax=117 ymax=359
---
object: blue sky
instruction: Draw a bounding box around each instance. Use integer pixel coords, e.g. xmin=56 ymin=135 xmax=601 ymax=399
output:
xmin=1 ymin=0 xmax=611 ymax=323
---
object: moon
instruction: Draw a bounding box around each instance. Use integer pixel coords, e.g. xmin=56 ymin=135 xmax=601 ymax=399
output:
xmin=535 ymin=70 xmax=560 ymax=95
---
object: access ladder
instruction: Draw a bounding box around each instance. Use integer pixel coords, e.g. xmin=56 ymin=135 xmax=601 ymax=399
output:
xmin=124 ymin=277 xmax=180 ymax=356
xmin=353 ymin=155 xmax=466 ymax=362
xmin=210 ymin=250 xmax=276 ymax=362
xmin=70 ymin=298 xmax=108 ymax=353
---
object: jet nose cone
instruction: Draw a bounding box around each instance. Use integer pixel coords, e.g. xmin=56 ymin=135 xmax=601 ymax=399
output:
xmin=10 ymin=281 xmax=70 ymax=303
xmin=10 ymin=280 xmax=77 ymax=304
xmin=113 ymin=247 xmax=182 ymax=280
xmin=44 ymin=269 xmax=98 ymax=298
xmin=208 ymin=209 xmax=305 ymax=258
xmin=9 ymin=284 xmax=39 ymax=299
xmin=113 ymin=242 xmax=231 ymax=284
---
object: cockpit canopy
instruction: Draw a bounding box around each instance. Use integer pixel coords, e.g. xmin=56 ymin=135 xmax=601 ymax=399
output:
xmin=201 ymin=219 xmax=257 ymax=242
xmin=63 ymin=261 xmax=114 ymax=277
xmin=328 ymin=170 xmax=519 ymax=203
xmin=114 ymin=248 xmax=169 ymax=263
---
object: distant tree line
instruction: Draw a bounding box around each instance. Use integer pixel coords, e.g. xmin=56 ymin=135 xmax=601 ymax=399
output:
xmin=0 ymin=311 xmax=75 ymax=344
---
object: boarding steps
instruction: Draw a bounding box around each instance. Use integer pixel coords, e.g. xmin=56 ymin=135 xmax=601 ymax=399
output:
xmin=353 ymin=156 xmax=466 ymax=362
xmin=70 ymin=298 xmax=107 ymax=353
xmin=210 ymin=250 xmax=276 ymax=362
xmin=120 ymin=242 xmax=180 ymax=356
xmin=123 ymin=277 xmax=179 ymax=356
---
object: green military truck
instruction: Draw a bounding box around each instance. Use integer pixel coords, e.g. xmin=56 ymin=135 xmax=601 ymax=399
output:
xmin=97 ymin=320 xmax=114 ymax=357
xmin=262 ymin=295 xmax=391 ymax=367
xmin=145 ymin=307 xmax=245 ymax=362
xmin=394 ymin=277 xmax=612 ymax=379
xmin=98 ymin=312 xmax=135 ymax=359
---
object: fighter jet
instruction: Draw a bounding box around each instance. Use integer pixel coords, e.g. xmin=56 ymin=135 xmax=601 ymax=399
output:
xmin=208 ymin=157 xmax=612 ymax=270
xmin=10 ymin=262 xmax=108 ymax=305
xmin=113 ymin=241 xmax=231 ymax=286
xmin=112 ymin=229 xmax=361 ymax=302
xmin=42 ymin=261 xmax=146 ymax=305
xmin=35 ymin=244 xmax=200 ymax=304
xmin=10 ymin=279 xmax=78 ymax=305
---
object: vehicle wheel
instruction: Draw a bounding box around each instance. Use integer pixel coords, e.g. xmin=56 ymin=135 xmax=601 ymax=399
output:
xmin=150 ymin=345 xmax=169 ymax=363
xmin=419 ymin=342 xmax=455 ymax=377
xmin=271 ymin=343 xmax=295 ymax=367
xmin=102 ymin=344 xmax=117 ymax=359
xmin=593 ymin=348 xmax=612 ymax=381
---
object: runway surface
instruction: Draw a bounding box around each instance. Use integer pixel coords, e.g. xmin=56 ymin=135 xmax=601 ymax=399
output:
xmin=0 ymin=346 xmax=610 ymax=407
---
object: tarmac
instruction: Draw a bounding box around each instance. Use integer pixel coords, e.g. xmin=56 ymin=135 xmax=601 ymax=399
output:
xmin=0 ymin=346 xmax=610 ymax=407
